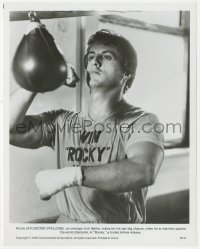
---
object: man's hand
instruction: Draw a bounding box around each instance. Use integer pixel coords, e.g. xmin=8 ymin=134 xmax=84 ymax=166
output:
xmin=35 ymin=167 xmax=82 ymax=201
xmin=64 ymin=63 xmax=80 ymax=87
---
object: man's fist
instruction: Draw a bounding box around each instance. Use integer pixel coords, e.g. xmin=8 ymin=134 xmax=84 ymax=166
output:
xmin=35 ymin=167 xmax=82 ymax=201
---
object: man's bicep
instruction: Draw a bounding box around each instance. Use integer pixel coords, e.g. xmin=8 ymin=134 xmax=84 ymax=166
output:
xmin=10 ymin=128 xmax=43 ymax=149
xmin=10 ymin=115 xmax=55 ymax=149
xmin=126 ymin=142 xmax=164 ymax=177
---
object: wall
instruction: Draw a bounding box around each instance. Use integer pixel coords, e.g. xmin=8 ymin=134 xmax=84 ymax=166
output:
xmin=148 ymin=148 xmax=189 ymax=197
xmin=147 ymin=148 xmax=189 ymax=223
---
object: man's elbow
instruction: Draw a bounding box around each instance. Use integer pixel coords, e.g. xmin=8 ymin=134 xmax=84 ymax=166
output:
xmin=144 ymin=171 xmax=156 ymax=186
xmin=9 ymin=133 xmax=41 ymax=149
xmin=143 ymin=163 xmax=157 ymax=187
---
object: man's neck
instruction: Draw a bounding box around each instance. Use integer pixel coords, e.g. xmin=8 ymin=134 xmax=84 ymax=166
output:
xmin=88 ymin=88 xmax=123 ymax=120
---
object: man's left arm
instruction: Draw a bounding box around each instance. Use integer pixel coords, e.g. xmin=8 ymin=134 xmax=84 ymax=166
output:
xmin=82 ymin=141 xmax=163 ymax=192
xmin=35 ymin=141 xmax=164 ymax=200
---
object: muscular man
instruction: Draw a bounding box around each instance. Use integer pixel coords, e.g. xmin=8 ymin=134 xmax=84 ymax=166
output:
xmin=10 ymin=29 xmax=164 ymax=223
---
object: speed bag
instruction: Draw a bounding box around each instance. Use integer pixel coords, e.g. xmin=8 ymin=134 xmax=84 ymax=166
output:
xmin=12 ymin=14 xmax=79 ymax=92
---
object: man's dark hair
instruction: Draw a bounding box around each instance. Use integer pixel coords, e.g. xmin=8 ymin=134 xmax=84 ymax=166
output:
xmin=84 ymin=29 xmax=138 ymax=94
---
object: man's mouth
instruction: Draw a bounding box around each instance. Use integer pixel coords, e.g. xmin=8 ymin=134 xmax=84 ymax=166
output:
xmin=90 ymin=70 xmax=101 ymax=75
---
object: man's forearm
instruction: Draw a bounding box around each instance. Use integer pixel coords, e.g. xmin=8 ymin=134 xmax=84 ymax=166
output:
xmin=82 ymin=158 xmax=154 ymax=193
xmin=35 ymin=158 xmax=152 ymax=200
xmin=35 ymin=143 xmax=163 ymax=199
xmin=10 ymin=88 xmax=37 ymax=132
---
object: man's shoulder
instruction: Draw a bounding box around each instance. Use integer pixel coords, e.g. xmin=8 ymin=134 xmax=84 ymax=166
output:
xmin=120 ymin=101 xmax=159 ymax=125
xmin=38 ymin=109 xmax=80 ymax=123
xmin=119 ymin=101 xmax=146 ymax=121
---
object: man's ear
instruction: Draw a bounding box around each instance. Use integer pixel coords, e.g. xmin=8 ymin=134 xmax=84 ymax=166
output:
xmin=121 ymin=74 xmax=132 ymax=94
xmin=122 ymin=73 xmax=131 ymax=83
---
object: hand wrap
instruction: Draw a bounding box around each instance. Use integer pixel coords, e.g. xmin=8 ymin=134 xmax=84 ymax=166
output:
xmin=35 ymin=167 xmax=82 ymax=200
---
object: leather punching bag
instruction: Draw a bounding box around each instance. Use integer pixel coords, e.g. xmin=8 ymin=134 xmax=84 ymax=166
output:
xmin=12 ymin=12 xmax=79 ymax=92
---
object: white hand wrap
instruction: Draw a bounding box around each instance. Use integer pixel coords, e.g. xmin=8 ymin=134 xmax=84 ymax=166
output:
xmin=35 ymin=167 xmax=83 ymax=201
xmin=64 ymin=166 xmax=82 ymax=187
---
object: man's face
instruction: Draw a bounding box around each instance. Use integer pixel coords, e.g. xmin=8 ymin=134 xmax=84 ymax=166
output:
xmin=86 ymin=41 xmax=124 ymax=91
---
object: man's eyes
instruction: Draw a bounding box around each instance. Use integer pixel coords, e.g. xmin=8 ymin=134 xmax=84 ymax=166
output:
xmin=87 ymin=55 xmax=112 ymax=61
xmin=103 ymin=55 xmax=112 ymax=60
xmin=88 ymin=56 xmax=94 ymax=61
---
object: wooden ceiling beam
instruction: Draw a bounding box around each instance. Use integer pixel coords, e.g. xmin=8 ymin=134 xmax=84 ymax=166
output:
xmin=9 ymin=11 xmax=103 ymax=21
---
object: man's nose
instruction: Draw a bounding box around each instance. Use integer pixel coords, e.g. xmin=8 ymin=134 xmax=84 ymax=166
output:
xmin=93 ymin=55 xmax=102 ymax=67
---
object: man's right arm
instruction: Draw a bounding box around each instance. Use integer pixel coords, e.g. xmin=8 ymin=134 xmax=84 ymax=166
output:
xmin=10 ymin=88 xmax=44 ymax=149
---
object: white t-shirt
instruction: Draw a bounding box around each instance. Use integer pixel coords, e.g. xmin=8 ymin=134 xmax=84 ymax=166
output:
xmin=34 ymin=100 xmax=164 ymax=223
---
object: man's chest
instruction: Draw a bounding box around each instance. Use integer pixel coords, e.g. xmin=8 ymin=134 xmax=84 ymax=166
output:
xmin=56 ymin=122 xmax=127 ymax=167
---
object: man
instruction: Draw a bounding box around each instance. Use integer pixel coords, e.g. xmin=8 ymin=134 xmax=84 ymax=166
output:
xmin=10 ymin=29 xmax=164 ymax=223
